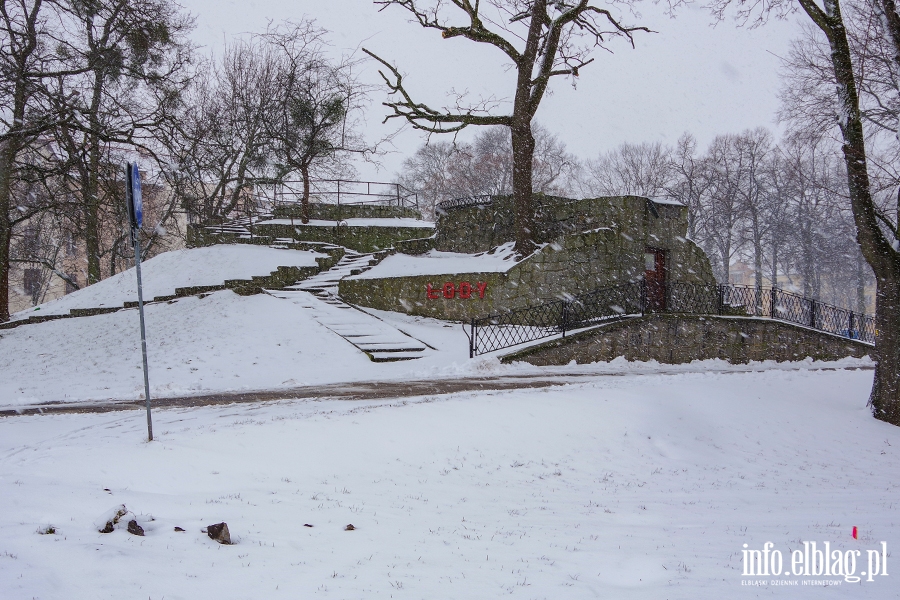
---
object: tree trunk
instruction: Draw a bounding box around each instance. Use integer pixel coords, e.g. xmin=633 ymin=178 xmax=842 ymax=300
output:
xmin=300 ymin=164 xmax=311 ymax=224
xmin=801 ymin=0 xmax=900 ymax=423
xmin=0 ymin=152 xmax=12 ymax=322
xmin=83 ymin=162 xmax=102 ymax=285
xmin=85 ymin=72 xmax=104 ymax=285
xmin=770 ymin=245 xmax=779 ymax=289
xmin=752 ymin=211 xmax=764 ymax=290
xmin=856 ymin=250 xmax=867 ymax=315
xmin=510 ymin=120 xmax=535 ymax=257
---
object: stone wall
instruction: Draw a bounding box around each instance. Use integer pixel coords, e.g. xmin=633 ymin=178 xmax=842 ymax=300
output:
xmin=500 ymin=314 xmax=872 ymax=365
xmin=339 ymin=199 xmax=716 ymax=321
xmin=434 ymin=195 xmax=677 ymax=253
xmin=252 ymin=222 xmax=435 ymax=254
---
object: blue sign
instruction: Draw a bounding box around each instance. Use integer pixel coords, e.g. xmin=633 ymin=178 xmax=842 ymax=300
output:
xmin=130 ymin=163 xmax=143 ymax=229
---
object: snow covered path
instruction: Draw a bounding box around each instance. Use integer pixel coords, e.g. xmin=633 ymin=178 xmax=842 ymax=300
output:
xmin=1 ymin=368 xmax=897 ymax=599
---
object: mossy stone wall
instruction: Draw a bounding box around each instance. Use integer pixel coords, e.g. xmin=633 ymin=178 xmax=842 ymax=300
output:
xmin=340 ymin=197 xmax=716 ymax=321
xmin=253 ymin=222 xmax=434 ymax=254
xmin=500 ymin=314 xmax=872 ymax=365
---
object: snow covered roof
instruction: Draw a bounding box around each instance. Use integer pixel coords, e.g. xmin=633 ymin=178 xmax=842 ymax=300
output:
xmin=648 ymin=197 xmax=686 ymax=207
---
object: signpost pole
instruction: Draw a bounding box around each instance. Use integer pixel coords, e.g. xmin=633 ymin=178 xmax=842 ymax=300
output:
xmin=126 ymin=162 xmax=153 ymax=441
xmin=133 ymin=230 xmax=153 ymax=441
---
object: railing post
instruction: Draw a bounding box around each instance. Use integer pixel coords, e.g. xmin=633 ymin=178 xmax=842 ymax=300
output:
xmin=717 ymin=284 xmax=725 ymax=315
xmin=469 ymin=317 xmax=476 ymax=358
xmin=848 ymin=311 xmax=855 ymax=339
xmin=561 ymin=302 xmax=569 ymax=338
xmin=809 ymin=299 xmax=817 ymax=328
xmin=770 ymin=287 xmax=777 ymax=319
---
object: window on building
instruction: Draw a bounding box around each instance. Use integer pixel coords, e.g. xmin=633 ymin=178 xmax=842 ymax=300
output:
xmin=23 ymin=268 xmax=41 ymax=297
xmin=65 ymin=232 xmax=77 ymax=257
xmin=23 ymin=226 xmax=39 ymax=256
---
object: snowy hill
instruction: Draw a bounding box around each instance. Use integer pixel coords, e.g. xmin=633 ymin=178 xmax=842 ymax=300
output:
xmin=12 ymin=245 xmax=327 ymax=319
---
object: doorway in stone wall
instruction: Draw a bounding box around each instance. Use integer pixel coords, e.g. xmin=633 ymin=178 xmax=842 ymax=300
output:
xmin=644 ymin=247 xmax=667 ymax=311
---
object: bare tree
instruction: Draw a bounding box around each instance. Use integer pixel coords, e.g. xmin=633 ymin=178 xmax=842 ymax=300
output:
xmin=0 ymin=0 xmax=72 ymax=321
xmin=366 ymin=0 xmax=649 ymax=256
xmin=49 ymin=0 xmax=193 ymax=285
xmin=264 ymin=21 xmax=368 ymax=223
xmin=398 ymin=123 xmax=575 ymax=218
xmin=581 ymin=140 xmax=673 ymax=198
xmin=164 ymin=40 xmax=278 ymax=223
xmin=166 ymin=21 xmax=369 ymax=225
xmin=711 ymin=0 xmax=900 ymax=423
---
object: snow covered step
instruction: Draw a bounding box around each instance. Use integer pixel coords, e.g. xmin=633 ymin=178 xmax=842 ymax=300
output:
xmin=265 ymin=288 xmax=430 ymax=361
xmin=367 ymin=351 xmax=423 ymax=362
xmin=287 ymin=251 xmax=379 ymax=294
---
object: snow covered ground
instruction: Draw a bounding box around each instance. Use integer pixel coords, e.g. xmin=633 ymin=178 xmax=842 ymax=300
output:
xmin=1 ymin=367 xmax=897 ymax=599
xmin=12 ymin=246 xmax=326 ymax=319
xmin=1 ymin=246 xmax=895 ymax=598
xmin=351 ymin=242 xmax=521 ymax=279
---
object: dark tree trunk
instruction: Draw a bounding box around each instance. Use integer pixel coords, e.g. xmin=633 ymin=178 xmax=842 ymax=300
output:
xmin=300 ymin=164 xmax=311 ymax=224
xmin=0 ymin=152 xmax=11 ymax=322
xmin=856 ymin=250 xmax=867 ymax=315
xmin=84 ymin=70 xmax=105 ymax=285
xmin=799 ymin=0 xmax=900 ymax=423
xmin=510 ymin=119 xmax=535 ymax=257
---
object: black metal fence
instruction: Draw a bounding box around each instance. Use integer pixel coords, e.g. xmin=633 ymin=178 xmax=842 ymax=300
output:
xmin=256 ymin=179 xmax=419 ymax=211
xmin=467 ymin=280 xmax=875 ymax=357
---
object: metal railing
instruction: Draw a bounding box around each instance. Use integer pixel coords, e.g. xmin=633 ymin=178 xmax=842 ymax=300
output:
xmin=468 ymin=280 xmax=875 ymax=357
xmin=255 ymin=179 xmax=419 ymax=211
xmin=436 ymin=195 xmax=494 ymax=213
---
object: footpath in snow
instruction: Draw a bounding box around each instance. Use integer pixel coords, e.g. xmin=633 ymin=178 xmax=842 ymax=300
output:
xmin=0 ymin=368 xmax=896 ymax=599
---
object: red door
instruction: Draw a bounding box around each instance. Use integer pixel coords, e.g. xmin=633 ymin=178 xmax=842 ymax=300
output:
xmin=644 ymin=247 xmax=667 ymax=311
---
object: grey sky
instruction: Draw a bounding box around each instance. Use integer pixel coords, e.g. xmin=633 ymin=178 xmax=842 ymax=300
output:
xmin=180 ymin=0 xmax=802 ymax=180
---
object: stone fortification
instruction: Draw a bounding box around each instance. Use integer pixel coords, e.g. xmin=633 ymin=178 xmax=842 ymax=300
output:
xmin=339 ymin=195 xmax=715 ymax=320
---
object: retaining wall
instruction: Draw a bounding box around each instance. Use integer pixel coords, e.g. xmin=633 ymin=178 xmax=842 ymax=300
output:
xmin=499 ymin=314 xmax=872 ymax=365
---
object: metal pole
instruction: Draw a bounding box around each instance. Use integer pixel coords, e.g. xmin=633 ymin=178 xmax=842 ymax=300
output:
xmin=133 ymin=231 xmax=153 ymax=441
xmin=469 ymin=317 xmax=475 ymax=358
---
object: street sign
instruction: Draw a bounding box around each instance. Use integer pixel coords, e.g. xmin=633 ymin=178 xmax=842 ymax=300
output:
xmin=126 ymin=163 xmax=143 ymax=229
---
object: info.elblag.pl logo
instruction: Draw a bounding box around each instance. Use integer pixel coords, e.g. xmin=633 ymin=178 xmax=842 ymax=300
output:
xmin=741 ymin=541 xmax=889 ymax=585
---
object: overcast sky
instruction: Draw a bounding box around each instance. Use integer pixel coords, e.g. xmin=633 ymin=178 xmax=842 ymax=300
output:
xmin=179 ymin=0 xmax=804 ymax=181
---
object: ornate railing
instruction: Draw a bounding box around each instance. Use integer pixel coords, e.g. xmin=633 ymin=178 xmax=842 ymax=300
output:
xmin=467 ymin=281 xmax=875 ymax=357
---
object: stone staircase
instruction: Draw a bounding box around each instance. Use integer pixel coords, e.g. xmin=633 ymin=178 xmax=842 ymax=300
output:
xmin=284 ymin=250 xmax=382 ymax=296
xmin=268 ymin=251 xmax=429 ymax=361
xmin=267 ymin=288 xmax=429 ymax=362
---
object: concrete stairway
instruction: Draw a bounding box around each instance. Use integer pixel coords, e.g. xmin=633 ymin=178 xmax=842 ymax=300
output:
xmin=268 ymin=250 xmax=428 ymax=361
xmin=266 ymin=288 xmax=429 ymax=362
xmin=284 ymin=250 xmax=379 ymax=295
